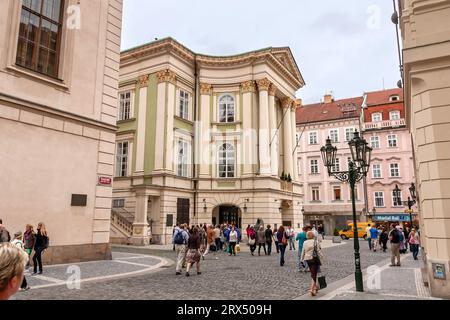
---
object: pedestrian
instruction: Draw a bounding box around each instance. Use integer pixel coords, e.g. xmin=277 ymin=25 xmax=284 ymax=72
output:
xmin=227 ymin=225 xmax=239 ymax=256
xmin=173 ymin=224 xmax=189 ymax=275
xmin=214 ymin=225 xmax=221 ymax=254
xmin=389 ymin=224 xmax=401 ymax=267
xmin=277 ymin=226 xmax=289 ymax=266
xmin=10 ymin=231 xmax=30 ymax=291
xmin=365 ymin=224 xmax=372 ymax=250
xmin=220 ymin=225 xmax=227 ymax=252
xmin=399 ymin=227 xmax=406 ymax=254
xmin=172 ymin=225 xmax=177 ymax=251
xmin=404 ymin=227 xmax=411 ymax=252
xmin=32 ymin=222 xmax=49 ymax=275
xmin=287 ymin=226 xmax=296 ymax=250
xmin=23 ymin=224 xmax=35 ymax=269
xmin=273 ymin=227 xmax=279 ymax=253
xmin=379 ymin=227 xmax=389 ymax=253
xmin=0 ymin=219 xmax=11 ymax=243
xmin=185 ymin=227 xmax=202 ymax=277
xmin=256 ymin=226 xmax=267 ymax=256
xmin=370 ymin=225 xmax=379 ymax=252
xmin=0 ymin=243 xmax=29 ymax=300
xmin=223 ymin=225 xmax=230 ymax=253
xmin=318 ymin=224 xmax=325 ymax=238
xmin=409 ymin=228 xmax=420 ymax=260
xmin=247 ymin=225 xmax=256 ymax=256
xmin=296 ymin=226 xmax=310 ymax=272
xmin=265 ymin=225 xmax=273 ymax=256
xmin=301 ymin=231 xmax=324 ymax=297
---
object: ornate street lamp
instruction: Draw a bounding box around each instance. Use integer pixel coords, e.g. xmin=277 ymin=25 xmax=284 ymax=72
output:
xmin=321 ymin=130 xmax=372 ymax=292
xmin=393 ymin=183 xmax=417 ymax=229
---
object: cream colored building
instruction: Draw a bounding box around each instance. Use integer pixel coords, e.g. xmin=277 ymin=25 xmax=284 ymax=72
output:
xmin=400 ymin=0 xmax=450 ymax=298
xmin=112 ymin=38 xmax=305 ymax=245
xmin=0 ymin=0 xmax=123 ymax=264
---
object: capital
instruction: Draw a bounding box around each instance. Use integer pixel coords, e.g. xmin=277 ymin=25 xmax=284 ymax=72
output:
xmin=139 ymin=75 xmax=149 ymax=88
xmin=281 ymin=97 xmax=293 ymax=109
xmin=157 ymin=69 xmax=177 ymax=85
xmin=292 ymin=99 xmax=302 ymax=111
xmin=256 ymin=78 xmax=272 ymax=92
xmin=268 ymin=84 xmax=277 ymax=96
xmin=200 ymin=83 xmax=212 ymax=95
xmin=241 ymin=80 xmax=256 ymax=93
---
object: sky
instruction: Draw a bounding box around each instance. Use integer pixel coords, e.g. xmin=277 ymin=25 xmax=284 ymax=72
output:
xmin=121 ymin=0 xmax=401 ymax=104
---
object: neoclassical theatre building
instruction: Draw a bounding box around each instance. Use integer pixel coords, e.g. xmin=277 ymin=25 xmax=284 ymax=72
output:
xmin=111 ymin=38 xmax=305 ymax=245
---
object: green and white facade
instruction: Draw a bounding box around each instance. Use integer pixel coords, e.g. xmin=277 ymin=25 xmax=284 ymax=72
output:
xmin=112 ymin=38 xmax=305 ymax=245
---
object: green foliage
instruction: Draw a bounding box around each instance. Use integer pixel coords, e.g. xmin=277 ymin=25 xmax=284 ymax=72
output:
xmin=334 ymin=228 xmax=340 ymax=236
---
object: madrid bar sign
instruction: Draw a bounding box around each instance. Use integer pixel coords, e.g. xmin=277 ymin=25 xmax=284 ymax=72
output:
xmin=373 ymin=214 xmax=412 ymax=222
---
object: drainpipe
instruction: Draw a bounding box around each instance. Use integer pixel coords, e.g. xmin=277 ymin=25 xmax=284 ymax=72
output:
xmin=193 ymin=56 xmax=199 ymax=223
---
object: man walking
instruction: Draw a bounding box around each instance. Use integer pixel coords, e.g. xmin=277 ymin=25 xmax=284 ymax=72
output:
xmin=370 ymin=225 xmax=379 ymax=252
xmin=389 ymin=224 xmax=401 ymax=267
xmin=173 ymin=224 xmax=189 ymax=275
xmin=365 ymin=224 xmax=372 ymax=250
xmin=287 ymin=226 xmax=296 ymax=250
xmin=265 ymin=225 xmax=273 ymax=256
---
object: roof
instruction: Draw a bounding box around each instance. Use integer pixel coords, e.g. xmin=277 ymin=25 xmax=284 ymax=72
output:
xmin=296 ymin=96 xmax=364 ymax=125
xmin=365 ymin=88 xmax=404 ymax=106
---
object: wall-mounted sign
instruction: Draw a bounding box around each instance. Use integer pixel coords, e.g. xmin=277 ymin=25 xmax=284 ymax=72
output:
xmin=432 ymin=263 xmax=446 ymax=280
xmin=98 ymin=177 xmax=112 ymax=186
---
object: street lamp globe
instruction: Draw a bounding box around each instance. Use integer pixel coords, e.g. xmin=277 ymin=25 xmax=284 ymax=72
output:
xmin=320 ymin=137 xmax=337 ymax=174
xmin=348 ymin=130 xmax=372 ymax=176
xmin=409 ymin=183 xmax=417 ymax=200
xmin=393 ymin=185 xmax=402 ymax=204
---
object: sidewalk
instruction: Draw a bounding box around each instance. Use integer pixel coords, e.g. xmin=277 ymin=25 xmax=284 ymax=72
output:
xmin=296 ymin=252 xmax=440 ymax=300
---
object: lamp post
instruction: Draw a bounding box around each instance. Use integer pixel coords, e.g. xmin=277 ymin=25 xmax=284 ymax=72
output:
xmin=393 ymin=183 xmax=417 ymax=229
xmin=321 ymin=130 xmax=372 ymax=292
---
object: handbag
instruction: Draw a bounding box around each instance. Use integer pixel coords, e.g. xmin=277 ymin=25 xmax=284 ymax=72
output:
xmin=318 ymin=276 xmax=327 ymax=289
xmin=248 ymin=238 xmax=255 ymax=246
xmin=235 ymin=244 xmax=241 ymax=253
xmin=282 ymin=232 xmax=288 ymax=246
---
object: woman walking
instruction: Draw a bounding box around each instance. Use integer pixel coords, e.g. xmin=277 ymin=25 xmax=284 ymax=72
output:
xmin=32 ymin=222 xmax=49 ymax=275
xmin=185 ymin=227 xmax=202 ymax=276
xmin=23 ymin=224 xmax=35 ymax=269
xmin=409 ymin=228 xmax=420 ymax=260
xmin=228 ymin=225 xmax=238 ymax=256
xmin=273 ymin=227 xmax=279 ymax=254
xmin=379 ymin=227 xmax=389 ymax=253
xmin=247 ymin=225 xmax=257 ymax=256
xmin=301 ymin=231 xmax=324 ymax=296
xmin=256 ymin=226 xmax=267 ymax=256
xmin=276 ymin=226 xmax=289 ymax=266
xmin=11 ymin=231 xmax=30 ymax=291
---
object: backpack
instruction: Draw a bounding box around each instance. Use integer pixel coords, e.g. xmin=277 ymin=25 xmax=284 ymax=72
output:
xmin=174 ymin=230 xmax=185 ymax=245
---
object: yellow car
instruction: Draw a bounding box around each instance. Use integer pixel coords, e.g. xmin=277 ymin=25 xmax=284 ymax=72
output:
xmin=339 ymin=222 xmax=375 ymax=240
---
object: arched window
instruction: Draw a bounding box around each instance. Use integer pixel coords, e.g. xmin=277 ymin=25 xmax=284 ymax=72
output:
xmin=372 ymin=112 xmax=382 ymax=123
xmin=218 ymin=95 xmax=235 ymax=123
xmin=218 ymin=143 xmax=235 ymax=178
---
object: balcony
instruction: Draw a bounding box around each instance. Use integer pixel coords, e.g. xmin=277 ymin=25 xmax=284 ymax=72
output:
xmin=363 ymin=119 xmax=406 ymax=131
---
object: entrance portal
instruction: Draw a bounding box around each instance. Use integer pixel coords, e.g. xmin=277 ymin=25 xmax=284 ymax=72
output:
xmin=213 ymin=205 xmax=241 ymax=229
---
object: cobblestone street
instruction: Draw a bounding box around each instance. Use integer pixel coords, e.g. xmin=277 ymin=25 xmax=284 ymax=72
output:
xmin=13 ymin=240 xmax=394 ymax=300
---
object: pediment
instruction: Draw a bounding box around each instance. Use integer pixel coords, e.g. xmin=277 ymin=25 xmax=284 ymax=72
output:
xmin=271 ymin=49 xmax=304 ymax=85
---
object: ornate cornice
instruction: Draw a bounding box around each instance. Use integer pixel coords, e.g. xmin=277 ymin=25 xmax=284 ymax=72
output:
xmin=281 ymin=97 xmax=293 ymax=109
xmin=156 ymin=69 xmax=177 ymax=85
xmin=241 ymin=80 xmax=256 ymax=93
xmin=139 ymin=75 xmax=149 ymax=88
xmin=256 ymin=78 xmax=272 ymax=92
xmin=268 ymin=84 xmax=277 ymax=96
xmin=200 ymin=83 xmax=212 ymax=95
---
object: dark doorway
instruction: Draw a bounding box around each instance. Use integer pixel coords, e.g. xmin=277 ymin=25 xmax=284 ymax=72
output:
xmin=219 ymin=206 xmax=241 ymax=229
xmin=177 ymin=198 xmax=190 ymax=225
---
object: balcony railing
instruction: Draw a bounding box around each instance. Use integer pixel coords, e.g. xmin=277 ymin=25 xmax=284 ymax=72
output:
xmin=363 ymin=119 xmax=406 ymax=130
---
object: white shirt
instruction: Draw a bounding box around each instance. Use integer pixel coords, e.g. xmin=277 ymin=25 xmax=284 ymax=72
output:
xmin=229 ymin=231 xmax=238 ymax=243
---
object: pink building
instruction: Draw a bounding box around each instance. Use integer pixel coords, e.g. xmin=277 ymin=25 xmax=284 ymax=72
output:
xmin=361 ymin=89 xmax=418 ymax=227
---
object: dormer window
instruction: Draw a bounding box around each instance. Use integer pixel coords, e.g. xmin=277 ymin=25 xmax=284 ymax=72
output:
xmin=372 ymin=113 xmax=382 ymax=123
xmin=390 ymin=111 xmax=401 ymax=120
xmin=389 ymin=95 xmax=400 ymax=102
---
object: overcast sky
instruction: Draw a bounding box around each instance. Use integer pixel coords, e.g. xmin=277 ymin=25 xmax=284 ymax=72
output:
xmin=121 ymin=0 xmax=401 ymax=104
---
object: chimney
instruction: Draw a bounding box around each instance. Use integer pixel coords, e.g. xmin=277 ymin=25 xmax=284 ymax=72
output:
xmin=324 ymin=94 xmax=334 ymax=104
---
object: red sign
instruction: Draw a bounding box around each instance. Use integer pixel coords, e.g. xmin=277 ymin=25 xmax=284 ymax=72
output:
xmin=98 ymin=177 xmax=112 ymax=185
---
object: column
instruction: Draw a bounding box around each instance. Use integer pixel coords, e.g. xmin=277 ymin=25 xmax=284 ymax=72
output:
xmin=164 ymin=70 xmax=177 ymax=172
xmin=241 ymin=80 xmax=256 ymax=176
xmin=282 ymin=97 xmax=293 ymax=177
xmin=130 ymin=191 xmax=150 ymax=246
xmin=291 ymin=99 xmax=301 ymax=181
xmin=135 ymin=75 xmax=149 ymax=173
xmin=269 ymin=84 xmax=278 ymax=177
xmin=154 ymin=71 xmax=167 ymax=172
xmin=257 ymin=78 xmax=271 ymax=175
xmin=199 ymin=83 xmax=212 ymax=177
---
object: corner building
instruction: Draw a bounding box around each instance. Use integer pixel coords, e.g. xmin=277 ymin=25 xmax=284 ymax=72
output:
xmin=112 ymin=38 xmax=305 ymax=245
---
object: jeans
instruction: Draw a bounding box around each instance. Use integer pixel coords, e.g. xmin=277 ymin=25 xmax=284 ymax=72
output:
xmin=297 ymin=247 xmax=309 ymax=271
xmin=367 ymin=238 xmax=372 ymax=250
xmin=215 ymin=238 xmax=221 ymax=252
xmin=33 ymin=247 xmax=44 ymax=273
xmin=411 ymin=244 xmax=419 ymax=260
xmin=381 ymin=240 xmax=388 ymax=252
xmin=275 ymin=241 xmax=279 ymax=253
xmin=266 ymin=241 xmax=272 ymax=255
xmin=258 ymin=243 xmax=267 ymax=255
xmin=279 ymin=244 xmax=287 ymax=266
xmin=289 ymin=237 xmax=296 ymax=250
xmin=229 ymin=242 xmax=237 ymax=255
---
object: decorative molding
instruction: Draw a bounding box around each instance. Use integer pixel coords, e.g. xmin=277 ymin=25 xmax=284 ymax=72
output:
xmin=256 ymin=78 xmax=271 ymax=91
xmin=139 ymin=75 xmax=149 ymax=88
xmin=200 ymin=83 xmax=212 ymax=95
xmin=281 ymin=97 xmax=293 ymax=109
xmin=156 ymin=69 xmax=177 ymax=85
xmin=268 ymin=84 xmax=277 ymax=96
xmin=241 ymin=80 xmax=256 ymax=93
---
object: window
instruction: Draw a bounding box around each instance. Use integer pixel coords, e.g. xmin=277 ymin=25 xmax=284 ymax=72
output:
xmin=333 ymin=187 xmax=342 ymax=201
xmin=177 ymin=140 xmax=189 ymax=177
xmin=375 ymin=192 xmax=385 ymax=207
xmin=118 ymin=91 xmax=131 ymax=121
xmin=330 ymin=129 xmax=339 ymax=143
xmin=372 ymin=164 xmax=382 ymax=178
xmin=310 ymin=159 xmax=319 ymax=174
xmin=218 ymin=95 xmax=235 ymax=123
xmin=372 ymin=113 xmax=382 ymax=123
xmin=392 ymin=191 xmax=403 ymax=207
xmin=296 ymin=133 xmax=301 ymax=146
xmin=345 ymin=128 xmax=354 ymax=142
xmin=331 ymin=158 xmax=340 ymax=173
xmin=112 ymin=199 xmax=125 ymax=208
xmin=115 ymin=142 xmax=129 ymax=177
xmin=309 ymin=132 xmax=318 ymax=145
xmin=390 ymin=111 xmax=401 ymax=120
xmin=218 ymin=143 xmax=235 ymax=178
xmin=388 ymin=134 xmax=398 ymax=147
xmin=390 ymin=163 xmax=400 ymax=177
xmin=312 ymin=187 xmax=320 ymax=201
xmin=389 ymin=95 xmax=400 ymax=102
xmin=16 ymin=0 xmax=64 ymax=78
xmin=179 ymin=90 xmax=189 ymax=120
xmin=371 ymin=136 xmax=380 ymax=149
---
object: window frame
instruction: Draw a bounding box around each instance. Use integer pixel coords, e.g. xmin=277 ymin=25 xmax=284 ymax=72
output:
xmin=392 ymin=190 xmax=403 ymax=207
xmin=345 ymin=127 xmax=355 ymax=142
xmin=178 ymin=89 xmax=190 ymax=120
xmin=309 ymin=131 xmax=318 ymax=145
xmin=218 ymin=143 xmax=235 ymax=178
xmin=331 ymin=158 xmax=340 ymax=173
xmin=388 ymin=134 xmax=398 ymax=148
xmin=333 ymin=186 xmax=342 ymax=201
xmin=218 ymin=94 xmax=235 ymax=123
xmin=389 ymin=111 xmax=401 ymax=120
xmin=118 ymin=90 xmax=133 ymax=121
xmin=177 ymin=139 xmax=189 ymax=178
xmin=389 ymin=163 xmax=400 ymax=178
xmin=372 ymin=163 xmax=382 ymax=179
xmin=372 ymin=113 xmax=382 ymax=123
xmin=374 ymin=191 xmax=385 ymax=208
xmin=370 ymin=136 xmax=380 ymax=149
xmin=329 ymin=129 xmax=339 ymax=143
xmin=310 ymin=159 xmax=319 ymax=174
xmin=312 ymin=187 xmax=320 ymax=202
xmin=115 ymin=141 xmax=129 ymax=178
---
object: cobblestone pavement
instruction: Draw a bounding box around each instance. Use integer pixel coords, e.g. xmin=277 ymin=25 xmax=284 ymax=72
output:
xmin=15 ymin=240 xmax=391 ymax=300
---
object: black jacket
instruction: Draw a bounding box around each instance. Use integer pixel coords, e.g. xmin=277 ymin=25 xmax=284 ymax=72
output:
xmin=265 ymin=229 xmax=273 ymax=242
xmin=34 ymin=231 xmax=49 ymax=249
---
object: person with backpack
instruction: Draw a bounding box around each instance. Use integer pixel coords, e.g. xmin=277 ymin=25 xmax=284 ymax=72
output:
xmin=0 ymin=219 xmax=11 ymax=243
xmin=265 ymin=225 xmax=273 ymax=256
xmin=389 ymin=224 xmax=401 ymax=267
xmin=173 ymin=224 xmax=189 ymax=275
xmin=276 ymin=226 xmax=289 ymax=266
xmin=379 ymin=227 xmax=389 ymax=253
xmin=247 ymin=226 xmax=257 ymax=256
xmin=11 ymin=231 xmax=30 ymax=291
xmin=32 ymin=222 xmax=49 ymax=275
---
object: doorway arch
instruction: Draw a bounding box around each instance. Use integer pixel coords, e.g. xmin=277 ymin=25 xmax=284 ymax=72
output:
xmin=212 ymin=204 xmax=242 ymax=229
